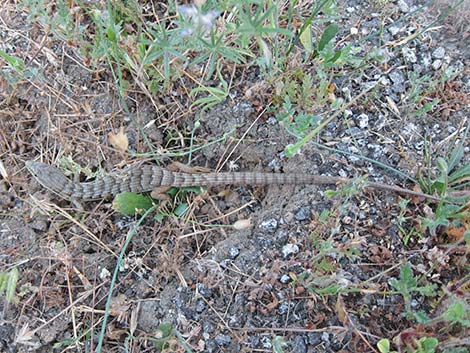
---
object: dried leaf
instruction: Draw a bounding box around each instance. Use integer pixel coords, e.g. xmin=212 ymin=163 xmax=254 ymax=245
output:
xmin=369 ymin=245 xmax=391 ymax=263
xmin=130 ymin=302 xmax=139 ymax=335
xmin=109 ymin=294 xmax=130 ymax=323
xmin=409 ymin=184 xmax=428 ymax=203
xmin=265 ymin=293 xmax=279 ymax=312
xmin=446 ymin=226 xmax=466 ymax=240
xmin=108 ymin=126 xmax=128 ymax=152
xmin=386 ymin=95 xmax=400 ymax=116
xmin=15 ymin=323 xmax=35 ymax=345
xmin=335 ymin=295 xmax=348 ymax=325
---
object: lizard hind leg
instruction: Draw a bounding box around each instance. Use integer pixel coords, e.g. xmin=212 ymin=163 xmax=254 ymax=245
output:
xmin=150 ymin=186 xmax=172 ymax=201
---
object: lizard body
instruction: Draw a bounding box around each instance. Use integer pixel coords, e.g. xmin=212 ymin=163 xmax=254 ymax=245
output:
xmin=25 ymin=161 xmax=439 ymax=201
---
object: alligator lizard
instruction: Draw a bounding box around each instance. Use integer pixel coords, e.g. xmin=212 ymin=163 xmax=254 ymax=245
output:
xmin=25 ymin=161 xmax=440 ymax=201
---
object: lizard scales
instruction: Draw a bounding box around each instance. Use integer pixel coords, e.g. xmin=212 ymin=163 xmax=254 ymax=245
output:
xmin=25 ymin=161 xmax=439 ymax=201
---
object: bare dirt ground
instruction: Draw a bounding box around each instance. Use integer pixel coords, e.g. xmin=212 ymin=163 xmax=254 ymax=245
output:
xmin=1 ymin=0 xmax=469 ymax=352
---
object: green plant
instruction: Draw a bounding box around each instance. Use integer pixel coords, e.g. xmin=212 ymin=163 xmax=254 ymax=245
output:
xmin=149 ymin=322 xmax=176 ymax=351
xmin=391 ymin=262 xmax=437 ymax=316
xmin=234 ymin=1 xmax=292 ymax=69
xmin=418 ymin=129 xmax=470 ymax=235
xmin=377 ymin=336 xmax=439 ymax=353
xmin=414 ymin=337 xmax=438 ymax=353
xmin=377 ymin=338 xmax=397 ymax=353
xmin=0 ymin=267 xmax=19 ymax=304
xmin=405 ymin=67 xmax=460 ymax=118
xmin=442 ymin=299 xmax=470 ymax=328
xmin=190 ymin=65 xmax=230 ymax=112
xmin=396 ymin=199 xmax=423 ymax=245
xmin=0 ymin=49 xmax=39 ymax=85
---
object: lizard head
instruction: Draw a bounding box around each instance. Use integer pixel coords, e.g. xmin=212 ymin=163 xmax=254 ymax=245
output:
xmin=26 ymin=161 xmax=72 ymax=195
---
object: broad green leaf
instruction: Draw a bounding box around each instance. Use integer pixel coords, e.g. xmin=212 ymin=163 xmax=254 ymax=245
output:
xmin=152 ymin=322 xmax=174 ymax=350
xmin=112 ymin=192 xmax=154 ymax=215
xmin=299 ymin=26 xmax=313 ymax=53
xmin=417 ymin=337 xmax=438 ymax=353
xmin=436 ymin=157 xmax=448 ymax=174
xmin=325 ymin=49 xmax=343 ymax=63
xmin=6 ymin=267 xmax=19 ymax=303
xmin=0 ymin=272 xmax=7 ymax=294
xmin=173 ymin=203 xmax=189 ymax=217
xmin=317 ymin=24 xmax=339 ymax=52
xmin=449 ymin=164 xmax=470 ymax=183
xmin=0 ymin=50 xmax=25 ymax=72
xmin=377 ymin=338 xmax=390 ymax=353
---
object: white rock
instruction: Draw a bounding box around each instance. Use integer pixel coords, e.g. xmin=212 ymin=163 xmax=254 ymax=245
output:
xmin=282 ymin=244 xmax=299 ymax=258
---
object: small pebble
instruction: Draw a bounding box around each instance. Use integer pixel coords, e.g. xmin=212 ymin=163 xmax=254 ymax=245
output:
xmin=357 ymin=113 xmax=369 ymax=129
xmin=228 ymin=247 xmax=240 ymax=259
xmin=259 ymin=218 xmax=278 ymax=232
xmin=282 ymin=244 xmax=299 ymax=258
xmin=397 ymin=0 xmax=410 ymax=12
xmin=196 ymin=283 xmax=213 ymax=298
xmin=389 ymin=70 xmax=405 ymax=84
xmin=215 ymin=334 xmax=231 ymax=346
xmin=432 ymin=47 xmax=445 ymax=59
xmin=422 ymin=52 xmax=432 ymax=68
xmin=402 ymin=47 xmax=417 ymax=63
xmin=280 ymin=274 xmax=292 ymax=284
xmin=203 ymin=321 xmax=215 ymax=334
xmin=261 ymin=336 xmax=273 ymax=349
xmin=294 ymin=207 xmax=311 ymax=221
xmin=432 ymin=59 xmax=442 ymax=70
xmin=278 ymin=301 xmax=291 ymax=314
xmin=308 ymin=332 xmax=322 ymax=346
xmin=388 ymin=26 xmax=400 ymax=36
xmin=195 ymin=299 xmax=206 ymax=313
xmin=292 ymin=336 xmax=308 ymax=353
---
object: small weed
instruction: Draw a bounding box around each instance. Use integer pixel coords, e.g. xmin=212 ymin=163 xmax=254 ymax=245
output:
xmin=396 ymin=199 xmax=423 ymax=245
xmin=418 ymin=129 xmax=470 ymax=235
xmin=390 ymin=262 xmax=437 ymax=316
xmin=405 ymin=67 xmax=461 ymax=118
xmin=190 ymin=66 xmax=229 ymax=112
xmin=377 ymin=336 xmax=438 ymax=353
xmin=149 ymin=322 xmax=177 ymax=352
xmin=442 ymin=299 xmax=470 ymax=328
xmin=0 ymin=50 xmax=39 ymax=85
